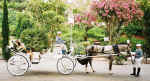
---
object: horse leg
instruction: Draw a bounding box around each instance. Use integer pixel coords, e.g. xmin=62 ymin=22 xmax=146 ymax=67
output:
xmin=108 ymin=55 xmax=114 ymax=74
xmin=89 ymin=59 xmax=95 ymax=72
xmin=85 ymin=63 xmax=88 ymax=74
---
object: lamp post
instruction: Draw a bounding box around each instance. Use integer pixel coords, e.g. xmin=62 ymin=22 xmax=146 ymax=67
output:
xmin=67 ymin=0 xmax=74 ymax=51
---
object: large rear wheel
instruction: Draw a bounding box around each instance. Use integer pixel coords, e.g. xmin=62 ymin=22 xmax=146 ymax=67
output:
xmin=7 ymin=54 xmax=29 ymax=76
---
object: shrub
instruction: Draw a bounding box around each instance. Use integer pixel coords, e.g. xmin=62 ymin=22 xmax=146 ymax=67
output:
xmin=63 ymin=29 xmax=85 ymax=43
xmin=20 ymin=28 xmax=48 ymax=52
xmin=74 ymin=42 xmax=86 ymax=55
xmin=87 ymin=27 xmax=106 ymax=41
xmin=114 ymin=54 xmax=128 ymax=65
xmin=117 ymin=37 xmax=128 ymax=44
xmin=130 ymin=37 xmax=145 ymax=51
xmin=117 ymin=37 xmax=145 ymax=51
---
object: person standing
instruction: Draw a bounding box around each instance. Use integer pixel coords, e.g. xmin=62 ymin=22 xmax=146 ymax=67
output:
xmin=130 ymin=44 xmax=143 ymax=77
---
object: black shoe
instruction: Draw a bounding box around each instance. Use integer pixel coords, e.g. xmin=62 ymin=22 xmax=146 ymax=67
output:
xmin=135 ymin=68 xmax=141 ymax=77
xmin=130 ymin=67 xmax=136 ymax=75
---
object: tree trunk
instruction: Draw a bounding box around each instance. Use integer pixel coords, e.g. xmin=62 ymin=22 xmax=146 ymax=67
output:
xmin=84 ymin=27 xmax=89 ymax=41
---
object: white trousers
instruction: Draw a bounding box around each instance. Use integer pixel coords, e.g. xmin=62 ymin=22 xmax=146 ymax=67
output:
xmin=132 ymin=57 xmax=143 ymax=68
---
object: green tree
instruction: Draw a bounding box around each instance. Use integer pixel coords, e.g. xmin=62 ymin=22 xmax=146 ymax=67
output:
xmin=26 ymin=0 xmax=66 ymax=49
xmin=14 ymin=12 xmax=33 ymax=38
xmin=123 ymin=21 xmax=144 ymax=37
xmin=139 ymin=0 xmax=150 ymax=57
xmin=2 ymin=0 xmax=10 ymax=60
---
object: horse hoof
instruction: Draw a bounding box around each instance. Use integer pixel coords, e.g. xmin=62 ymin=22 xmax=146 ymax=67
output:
xmin=86 ymin=72 xmax=89 ymax=74
xmin=109 ymin=72 xmax=113 ymax=75
xmin=108 ymin=71 xmax=113 ymax=75
xmin=93 ymin=70 xmax=96 ymax=72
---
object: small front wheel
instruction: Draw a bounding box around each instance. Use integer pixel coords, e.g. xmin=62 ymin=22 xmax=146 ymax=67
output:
xmin=7 ymin=54 xmax=29 ymax=76
xmin=57 ymin=56 xmax=74 ymax=75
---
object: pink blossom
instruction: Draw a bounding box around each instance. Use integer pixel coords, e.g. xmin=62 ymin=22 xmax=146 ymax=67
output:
xmin=105 ymin=9 xmax=109 ymax=13
xmin=116 ymin=11 xmax=121 ymax=15
xmin=89 ymin=0 xmax=143 ymax=25
xmin=81 ymin=20 xmax=88 ymax=24
xmin=75 ymin=14 xmax=82 ymax=23
xmin=97 ymin=1 xmax=105 ymax=8
xmin=102 ymin=13 xmax=108 ymax=16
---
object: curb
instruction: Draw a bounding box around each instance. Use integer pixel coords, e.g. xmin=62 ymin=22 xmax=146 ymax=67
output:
xmin=0 ymin=56 xmax=4 ymax=60
xmin=0 ymin=58 xmax=4 ymax=60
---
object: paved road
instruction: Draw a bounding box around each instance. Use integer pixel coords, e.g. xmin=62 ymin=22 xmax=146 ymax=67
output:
xmin=0 ymin=53 xmax=150 ymax=81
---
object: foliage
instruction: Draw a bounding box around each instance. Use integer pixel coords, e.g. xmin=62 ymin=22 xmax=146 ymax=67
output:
xmin=91 ymin=0 xmax=143 ymax=23
xmin=2 ymin=0 xmax=10 ymax=60
xmin=0 ymin=10 xmax=2 ymax=29
xmin=74 ymin=12 xmax=97 ymax=41
xmin=61 ymin=24 xmax=85 ymax=46
xmin=0 ymin=33 xmax=2 ymax=47
xmin=123 ymin=21 xmax=144 ymax=37
xmin=8 ymin=1 xmax=26 ymax=11
xmin=117 ymin=36 xmax=145 ymax=51
xmin=63 ymin=29 xmax=85 ymax=43
xmin=114 ymin=54 xmax=127 ymax=65
xmin=87 ymin=27 xmax=106 ymax=41
xmin=0 ymin=1 xmax=27 ymax=10
xmin=72 ymin=8 xmax=81 ymax=14
xmin=12 ymin=12 xmax=34 ymax=38
xmin=117 ymin=37 xmax=128 ymax=44
xmin=90 ymin=0 xmax=144 ymax=43
xmin=8 ymin=10 xmax=16 ymax=28
xmin=140 ymin=0 xmax=150 ymax=57
xmin=7 ymin=0 xmax=25 ymax=2
xmin=130 ymin=37 xmax=145 ymax=51
xmin=0 ymin=8 xmax=17 ymax=33
xmin=26 ymin=0 xmax=67 ymax=48
xmin=75 ymin=12 xmax=96 ymax=26
xmin=27 ymin=0 xmax=66 ymax=28
xmin=20 ymin=28 xmax=48 ymax=52
xmin=74 ymin=42 xmax=87 ymax=55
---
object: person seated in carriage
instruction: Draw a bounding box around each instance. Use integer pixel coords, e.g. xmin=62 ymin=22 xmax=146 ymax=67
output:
xmin=56 ymin=31 xmax=65 ymax=44
xmin=26 ymin=48 xmax=33 ymax=61
xmin=10 ymin=39 xmax=26 ymax=53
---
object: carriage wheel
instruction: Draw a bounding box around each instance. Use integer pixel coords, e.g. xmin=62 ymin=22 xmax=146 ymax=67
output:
xmin=57 ymin=56 xmax=74 ymax=75
xmin=7 ymin=54 xmax=29 ymax=76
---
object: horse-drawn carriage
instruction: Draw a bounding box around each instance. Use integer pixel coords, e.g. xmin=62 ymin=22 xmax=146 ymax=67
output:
xmin=57 ymin=43 xmax=132 ymax=74
xmin=7 ymin=40 xmax=132 ymax=75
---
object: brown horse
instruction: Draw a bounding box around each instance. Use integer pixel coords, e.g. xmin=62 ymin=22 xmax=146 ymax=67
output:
xmin=77 ymin=44 xmax=131 ymax=73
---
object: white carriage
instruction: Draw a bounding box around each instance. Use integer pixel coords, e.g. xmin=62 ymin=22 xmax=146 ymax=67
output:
xmin=7 ymin=42 xmax=41 ymax=76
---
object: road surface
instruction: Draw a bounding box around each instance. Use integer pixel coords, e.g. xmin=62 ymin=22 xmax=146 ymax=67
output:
xmin=0 ymin=53 xmax=150 ymax=81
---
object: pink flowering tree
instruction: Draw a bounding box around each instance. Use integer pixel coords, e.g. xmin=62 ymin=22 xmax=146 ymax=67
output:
xmin=75 ymin=12 xmax=97 ymax=41
xmin=90 ymin=0 xmax=144 ymax=43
